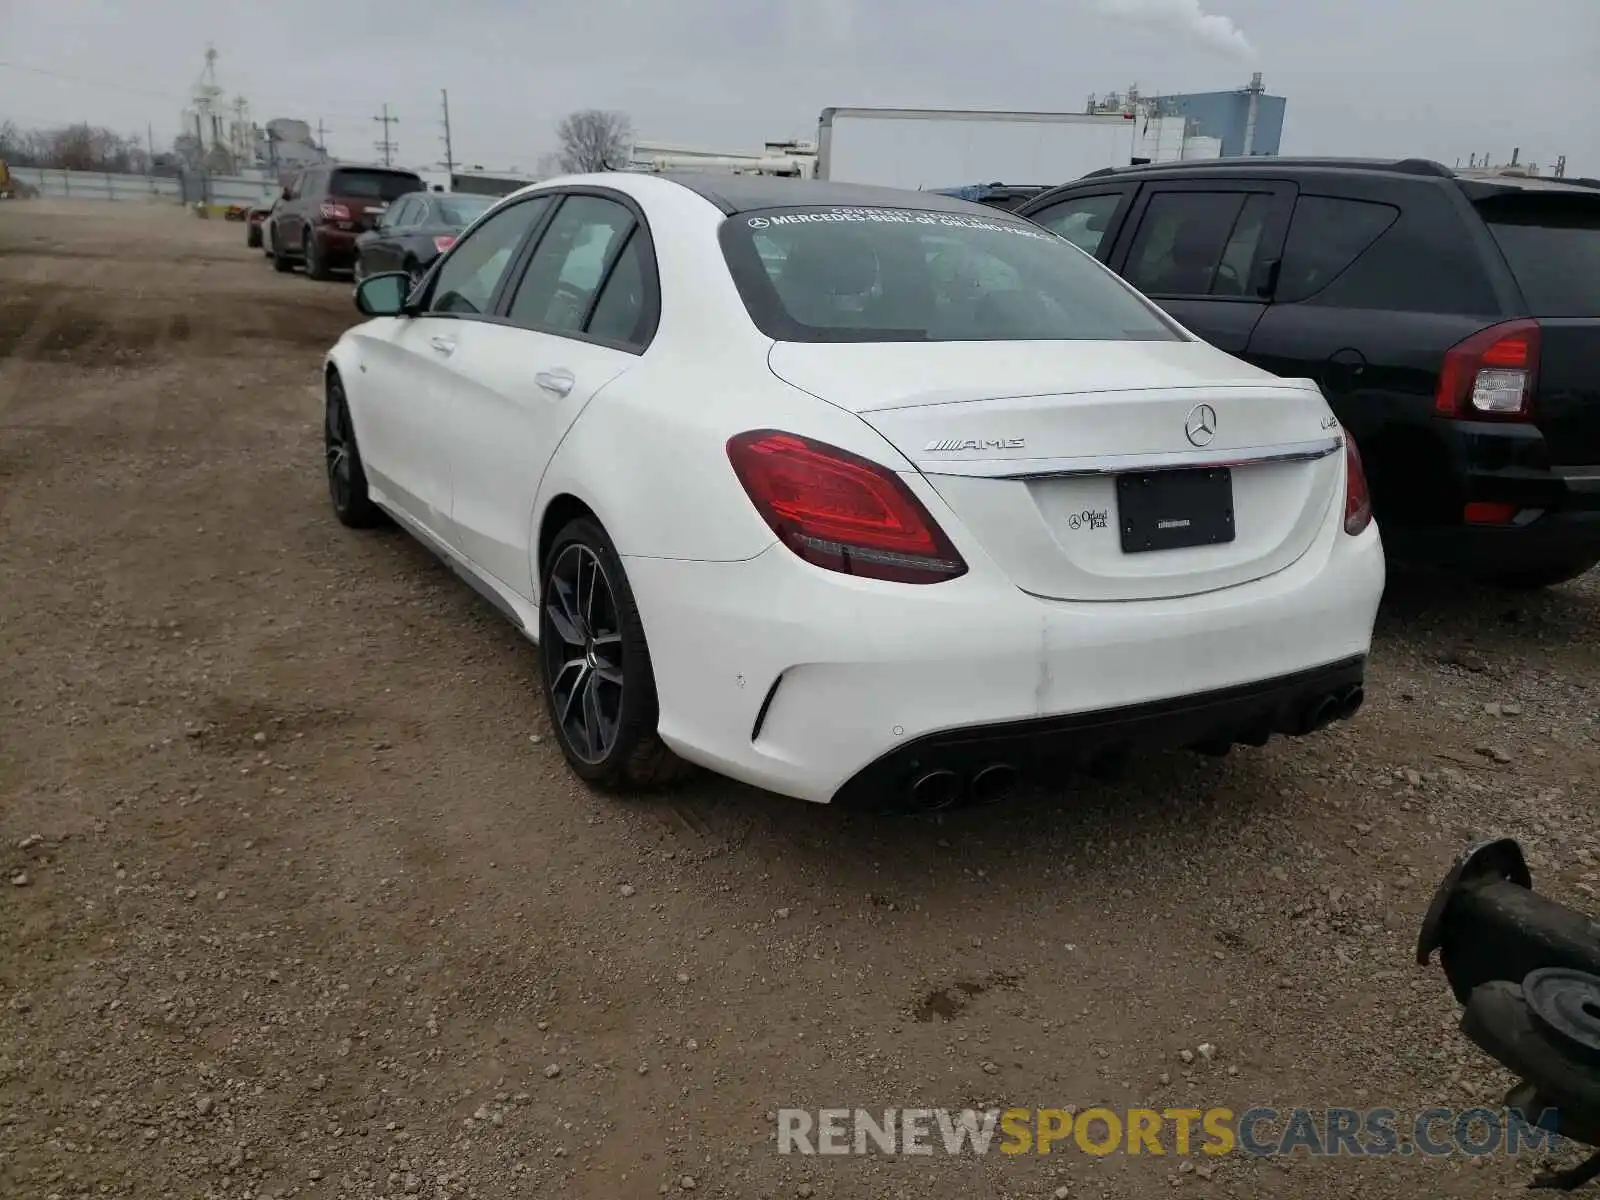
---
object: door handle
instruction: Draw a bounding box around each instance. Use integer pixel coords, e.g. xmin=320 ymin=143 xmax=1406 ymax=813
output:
xmin=429 ymin=335 xmax=456 ymax=357
xmin=535 ymin=369 xmax=575 ymax=397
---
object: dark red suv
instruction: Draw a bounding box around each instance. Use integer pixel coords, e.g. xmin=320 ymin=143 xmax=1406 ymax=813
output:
xmin=267 ymin=165 xmax=425 ymax=280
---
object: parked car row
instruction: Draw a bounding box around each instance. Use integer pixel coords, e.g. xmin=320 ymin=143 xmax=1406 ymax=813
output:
xmin=247 ymin=162 xmax=500 ymax=289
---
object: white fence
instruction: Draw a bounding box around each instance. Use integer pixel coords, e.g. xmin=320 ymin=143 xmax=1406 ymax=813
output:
xmin=8 ymin=167 xmax=279 ymax=207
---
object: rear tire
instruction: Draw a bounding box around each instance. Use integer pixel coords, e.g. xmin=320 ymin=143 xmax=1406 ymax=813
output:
xmin=1486 ymin=558 xmax=1599 ymax=590
xmin=538 ymin=517 xmax=687 ymax=793
xmin=304 ymin=232 xmax=332 ymax=281
xmin=270 ymin=227 xmax=294 ymax=273
xmin=324 ymin=373 xmax=383 ymax=529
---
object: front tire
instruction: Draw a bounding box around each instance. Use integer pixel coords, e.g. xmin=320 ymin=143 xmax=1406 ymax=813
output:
xmin=324 ymin=374 xmax=382 ymax=528
xmin=539 ymin=518 xmax=685 ymax=792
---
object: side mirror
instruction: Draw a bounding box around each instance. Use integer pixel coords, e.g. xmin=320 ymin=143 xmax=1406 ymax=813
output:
xmin=354 ymin=272 xmax=411 ymax=317
xmin=281 ymin=187 xmax=292 ymax=201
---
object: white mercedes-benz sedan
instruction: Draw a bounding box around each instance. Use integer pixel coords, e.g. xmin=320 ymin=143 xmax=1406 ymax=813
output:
xmin=323 ymin=173 xmax=1385 ymax=810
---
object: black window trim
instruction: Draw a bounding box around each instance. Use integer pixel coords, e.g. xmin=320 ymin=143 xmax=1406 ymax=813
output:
xmin=493 ymin=186 xmax=663 ymax=356
xmin=1108 ymin=178 xmax=1298 ymax=304
xmin=1018 ymin=184 xmax=1138 ymax=261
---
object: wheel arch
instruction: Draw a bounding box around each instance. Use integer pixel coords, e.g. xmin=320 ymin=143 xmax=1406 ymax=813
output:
xmin=537 ymin=493 xmax=600 ymax=583
xmin=321 ymin=346 xmax=371 ymax=449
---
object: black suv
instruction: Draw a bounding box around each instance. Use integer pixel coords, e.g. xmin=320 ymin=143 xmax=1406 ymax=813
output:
xmin=1016 ymin=158 xmax=1600 ymax=588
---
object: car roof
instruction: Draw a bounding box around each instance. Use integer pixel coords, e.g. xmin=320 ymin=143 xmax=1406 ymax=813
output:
xmin=1034 ymin=155 xmax=1600 ymax=194
xmin=651 ymin=173 xmax=996 ymax=216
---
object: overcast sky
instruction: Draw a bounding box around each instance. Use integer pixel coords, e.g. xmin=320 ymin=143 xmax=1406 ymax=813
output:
xmin=2 ymin=0 xmax=1596 ymax=176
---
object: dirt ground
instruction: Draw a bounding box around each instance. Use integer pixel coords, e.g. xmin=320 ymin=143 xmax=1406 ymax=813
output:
xmin=1 ymin=198 xmax=1598 ymax=1200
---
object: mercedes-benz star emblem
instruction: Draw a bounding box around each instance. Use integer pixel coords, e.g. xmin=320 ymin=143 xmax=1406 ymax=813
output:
xmin=1185 ymin=403 xmax=1218 ymax=448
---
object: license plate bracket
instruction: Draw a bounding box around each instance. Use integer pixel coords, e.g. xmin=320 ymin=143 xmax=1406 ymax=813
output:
xmin=1116 ymin=467 xmax=1235 ymax=553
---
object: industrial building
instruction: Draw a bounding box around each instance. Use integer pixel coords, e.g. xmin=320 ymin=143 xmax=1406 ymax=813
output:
xmin=1088 ymin=74 xmax=1286 ymax=158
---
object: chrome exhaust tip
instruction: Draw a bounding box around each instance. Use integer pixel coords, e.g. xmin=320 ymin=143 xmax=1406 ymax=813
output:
xmin=1302 ymin=695 xmax=1341 ymax=735
xmin=907 ymin=769 xmax=962 ymax=812
xmin=1336 ymin=685 xmax=1365 ymax=722
xmin=969 ymin=763 xmax=1018 ymax=805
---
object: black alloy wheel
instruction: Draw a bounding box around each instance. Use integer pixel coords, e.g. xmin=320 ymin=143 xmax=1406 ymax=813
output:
xmin=537 ymin=518 xmax=686 ymax=790
xmin=323 ymin=375 xmax=381 ymax=528
xmin=542 ymin=542 xmax=625 ymax=764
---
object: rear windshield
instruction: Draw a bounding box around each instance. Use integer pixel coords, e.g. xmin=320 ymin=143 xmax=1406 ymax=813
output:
xmin=434 ymin=195 xmax=494 ymax=225
xmin=719 ymin=205 xmax=1183 ymax=343
xmin=1480 ymin=196 xmax=1600 ymax=316
xmin=330 ymin=169 xmax=425 ymax=202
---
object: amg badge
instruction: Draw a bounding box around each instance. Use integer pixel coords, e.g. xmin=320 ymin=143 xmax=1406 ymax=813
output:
xmin=924 ymin=437 xmax=1026 ymax=452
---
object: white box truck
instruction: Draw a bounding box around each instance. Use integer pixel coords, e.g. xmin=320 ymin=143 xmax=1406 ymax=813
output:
xmin=814 ymin=107 xmax=1141 ymax=191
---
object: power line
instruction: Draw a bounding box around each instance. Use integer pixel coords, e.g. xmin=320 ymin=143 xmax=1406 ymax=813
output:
xmin=440 ymin=89 xmax=455 ymax=179
xmin=372 ymin=103 xmax=398 ymax=168
xmin=0 ymin=59 xmax=186 ymax=102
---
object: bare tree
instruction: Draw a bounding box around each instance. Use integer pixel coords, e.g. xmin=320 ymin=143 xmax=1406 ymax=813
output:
xmin=0 ymin=122 xmax=142 ymax=171
xmin=554 ymin=110 xmax=633 ymax=173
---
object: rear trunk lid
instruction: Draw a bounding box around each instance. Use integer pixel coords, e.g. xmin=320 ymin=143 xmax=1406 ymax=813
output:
xmin=1475 ymin=187 xmax=1600 ymax=466
xmin=768 ymin=340 xmax=1345 ymax=601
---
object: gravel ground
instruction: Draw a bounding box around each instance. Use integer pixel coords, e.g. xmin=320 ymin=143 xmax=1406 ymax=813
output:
xmin=1 ymin=199 xmax=1597 ymax=1200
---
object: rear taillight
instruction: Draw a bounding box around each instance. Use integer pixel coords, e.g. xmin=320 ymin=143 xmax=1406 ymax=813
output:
xmin=1435 ymin=319 xmax=1540 ymax=419
xmin=726 ymin=430 xmax=968 ymax=584
xmin=1343 ymin=429 xmax=1372 ymax=536
xmin=433 ymin=235 xmax=457 ymax=254
xmin=319 ymin=201 xmax=352 ymax=222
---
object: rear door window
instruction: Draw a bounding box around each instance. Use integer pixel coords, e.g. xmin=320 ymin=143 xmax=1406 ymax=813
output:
xmin=1276 ymin=196 xmax=1399 ymax=303
xmin=583 ymin=229 xmax=657 ymax=349
xmin=1479 ymin=195 xmax=1600 ymax=316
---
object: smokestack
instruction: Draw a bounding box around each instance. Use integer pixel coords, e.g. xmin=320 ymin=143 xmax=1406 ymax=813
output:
xmin=1242 ymin=72 xmax=1263 ymax=156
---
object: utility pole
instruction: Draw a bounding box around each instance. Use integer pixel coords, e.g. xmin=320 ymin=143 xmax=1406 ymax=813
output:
xmin=439 ymin=89 xmax=455 ymax=182
xmin=316 ymin=118 xmax=327 ymax=151
xmin=146 ymin=123 xmax=155 ymax=172
xmin=373 ymin=103 xmax=398 ymax=168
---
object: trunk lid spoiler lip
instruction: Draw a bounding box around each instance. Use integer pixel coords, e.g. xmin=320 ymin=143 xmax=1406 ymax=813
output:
xmin=854 ymin=379 xmax=1318 ymax=414
xmin=916 ymin=435 xmax=1344 ymax=480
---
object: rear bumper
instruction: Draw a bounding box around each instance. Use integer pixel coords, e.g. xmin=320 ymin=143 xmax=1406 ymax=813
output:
xmin=624 ymin=506 xmax=1385 ymax=805
xmin=312 ymin=226 xmax=361 ymax=263
xmin=1388 ymin=419 xmax=1600 ymax=572
xmin=831 ymin=655 xmax=1366 ymax=808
